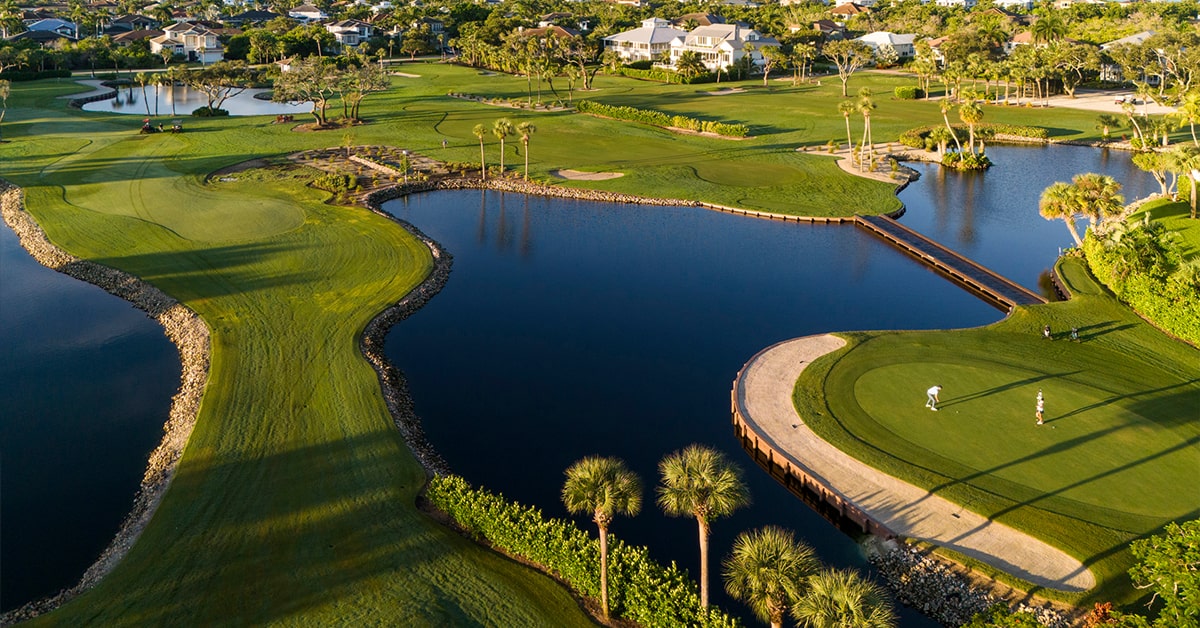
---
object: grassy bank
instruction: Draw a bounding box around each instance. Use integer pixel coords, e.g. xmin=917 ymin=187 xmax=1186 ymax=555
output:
xmin=793 ymin=255 xmax=1200 ymax=606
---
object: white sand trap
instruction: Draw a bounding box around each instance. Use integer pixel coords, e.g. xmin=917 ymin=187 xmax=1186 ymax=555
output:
xmin=552 ymin=169 xmax=624 ymax=181
xmin=704 ymin=88 xmax=744 ymax=95
xmin=391 ymin=72 xmax=421 ymax=78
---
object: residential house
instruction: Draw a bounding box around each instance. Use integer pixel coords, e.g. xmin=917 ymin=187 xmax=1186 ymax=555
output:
xmin=810 ymin=19 xmax=846 ymax=39
xmin=935 ymin=0 xmax=976 ymax=9
xmin=668 ymin=23 xmax=780 ymax=72
xmin=1100 ymin=30 xmax=1155 ymax=51
xmin=24 ymin=18 xmax=79 ymax=39
xmin=976 ymin=6 xmax=1031 ymax=26
xmin=830 ymin=3 xmax=870 ymax=18
xmin=603 ymin=18 xmax=688 ymax=63
xmin=855 ymin=31 xmax=916 ymax=59
xmin=106 ymin=14 xmax=159 ymax=33
xmin=150 ymin=22 xmax=224 ymax=63
xmin=673 ymin=12 xmax=724 ymax=28
xmin=1101 ymin=31 xmax=1156 ymax=83
xmin=325 ymin=19 xmax=373 ymax=47
xmin=112 ymin=29 xmax=165 ymax=46
xmin=288 ymin=4 xmax=329 ymax=22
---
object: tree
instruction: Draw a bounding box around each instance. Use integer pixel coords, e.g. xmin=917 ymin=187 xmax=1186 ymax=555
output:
xmin=724 ymin=526 xmax=819 ymax=628
xmin=561 ymin=456 xmax=642 ymax=620
xmin=1039 ymin=181 xmax=1084 ymax=246
xmin=1047 ymin=41 xmax=1099 ymax=98
xmin=838 ymin=99 xmax=856 ymax=154
xmin=183 ymin=61 xmax=260 ymax=113
xmin=857 ymin=88 xmax=876 ymax=171
xmin=492 ymin=118 xmax=513 ymax=172
xmin=676 ymin=50 xmax=706 ymax=79
xmin=272 ymin=57 xmax=337 ymax=126
xmin=134 ymin=71 xmax=152 ymax=116
xmin=958 ymin=93 xmax=984 ymax=155
xmin=940 ymin=98 xmax=964 ymax=153
xmin=0 ymin=79 xmax=9 ymax=142
xmin=1170 ymin=146 xmax=1200 ymax=218
xmin=823 ymin=40 xmax=872 ymax=97
xmin=791 ymin=569 xmax=897 ymax=628
xmin=472 ymin=123 xmax=488 ymax=180
xmin=657 ymin=444 xmax=750 ymax=608
xmin=1173 ymin=89 xmax=1200 ymax=146
xmin=339 ymin=62 xmax=389 ymax=122
xmin=1030 ymin=11 xmax=1067 ymax=45
xmin=1132 ymin=151 xmax=1171 ymax=196
xmin=1072 ymin=172 xmax=1125 ymax=228
xmin=1096 ymin=114 xmax=1122 ymax=142
xmin=516 ymin=121 xmax=535 ymax=181
xmin=761 ymin=45 xmax=787 ymax=88
xmin=791 ymin=42 xmax=816 ymax=85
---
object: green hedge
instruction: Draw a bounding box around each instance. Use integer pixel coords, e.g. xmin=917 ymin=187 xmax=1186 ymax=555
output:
xmin=426 ymin=475 xmax=742 ymax=628
xmin=312 ymin=172 xmax=355 ymax=192
xmin=575 ymin=100 xmax=748 ymax=138
xmin=0 ymin=69 xmax=72 ymax=81
xmin=614 ymin=67 xmax=716 ymax=85
xmin=1082 ymin=231 xmax=1200 ymax=345
xmin=899 ymin=123 xmax=1048 ymax=148
xmin=893 ymin=86 xmax=924 ymax=100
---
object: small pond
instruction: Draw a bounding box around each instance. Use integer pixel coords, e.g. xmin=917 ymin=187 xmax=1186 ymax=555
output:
xmin=82 ymin=84 xmax=307 ymax=117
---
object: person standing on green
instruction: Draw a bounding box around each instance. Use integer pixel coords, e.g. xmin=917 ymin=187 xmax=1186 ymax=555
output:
xmin=925 ymin=385 xmax=942 ymax=411
xmin=1036 ymin=390 xmax=1045 ymax=425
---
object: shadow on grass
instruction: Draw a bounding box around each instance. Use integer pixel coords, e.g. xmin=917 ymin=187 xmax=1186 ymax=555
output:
xmin=938 ymin=371 xmax=1081 ymax=409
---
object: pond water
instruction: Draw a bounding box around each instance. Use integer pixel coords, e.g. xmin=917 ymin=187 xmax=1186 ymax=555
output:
xmin=82 ymin=84 xmax=307 ymax=117
xmin=0 ymin=224 xmax=180 ymax=609
xmin=0 ymin=143 xmax=1153 ymax=619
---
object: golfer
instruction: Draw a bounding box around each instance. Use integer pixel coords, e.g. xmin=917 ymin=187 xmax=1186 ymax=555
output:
xmin=1036 ymin=390 xmax=1045 ymax=425
xmin=925 ymin=385 xmax=942 ymax=411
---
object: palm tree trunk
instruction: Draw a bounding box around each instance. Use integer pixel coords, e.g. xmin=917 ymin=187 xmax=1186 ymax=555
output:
xmin=599 ymin=526 xmax=610 ymax=618
xmin=1064 ymin=217 xmax=1082 ymax=246
xmin=523 ymin=139 xmax=529 ymax=181
xmin=698 ymin=519 xmax=710 ymax=607
xmin=844 ymin=116 xmax=853 ymax=154
xmin=499 ymin=139 xmax=505 ymax=171
xmin=479 ymin=140 xmax=486 ymax=180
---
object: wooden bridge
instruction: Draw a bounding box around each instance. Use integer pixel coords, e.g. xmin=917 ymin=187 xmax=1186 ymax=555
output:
xmin=854 ymin=214 xmax=1047 ymax=312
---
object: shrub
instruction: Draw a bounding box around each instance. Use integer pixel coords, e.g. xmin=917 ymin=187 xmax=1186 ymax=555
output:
xmin=899 ymin=123 xmax=1046 ymax=148
xmin=942 ymin=151 xmax=992 ymax=170
xmin=0 ymin=69 xmax=71 ymax=81
xmin=614 ymin=67 xmax=716 ymax=85
xmin=191 ymin=106 xmax=229 ymax=117
xmin=575 ymin=100 xmax=748 ymax=137
xmin=426 ymin=475 xmax=742 ymax=628
xmin=625 ymin=60 xmax=654 ymax=70
xmin=893 ymin=86 xmax=924 ymax=100
xmin=311 ymin=172 xmax=355 ymax=192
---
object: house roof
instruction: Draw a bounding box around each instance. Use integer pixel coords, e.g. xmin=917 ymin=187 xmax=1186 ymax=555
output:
xmin=112 ymin=28 xmax=164 ymax=42
xmin=674 ymin=13 xmax=724 ymax=27
xmin=111 ymin=14 xmax=157 ymax=24
xmin=7 ymin=29 xmax=75 ymax=42
xmin=26 ymin=18 xmax=76 ymax=32
xmin=682 ymin=24 xmax=778 ymax=49
xmin=521 ymin=25 xmax=580 ymax=39
xmin=830 ymin=3 xmax=870 ymax=15
xmin=857 ymin=31 xmax=916 ymax=47
xmin=1101 ymin=30 xmax=1155 ymax=50
xmin=604 ymin=21 xmax=687 ymax=45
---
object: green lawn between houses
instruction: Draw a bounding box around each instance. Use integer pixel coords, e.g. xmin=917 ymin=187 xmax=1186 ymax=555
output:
xmin=794 ymin=255 xmax=1200 ymax=607
xmin=0 ymin=65 xmax=1193 ymax=623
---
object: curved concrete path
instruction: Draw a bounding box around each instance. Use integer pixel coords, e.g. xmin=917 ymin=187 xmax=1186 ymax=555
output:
xmin=735 ymin=334 xmax=1096 ymax=591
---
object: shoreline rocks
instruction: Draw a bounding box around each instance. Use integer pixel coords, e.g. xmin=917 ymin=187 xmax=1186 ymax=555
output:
xmin=0 ymin=180 xmax=210 ymax=625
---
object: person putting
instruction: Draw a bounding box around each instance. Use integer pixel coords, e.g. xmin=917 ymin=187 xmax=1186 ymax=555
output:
xmin=1036 ymin=389 xmax=1045 ymax=425
xmin=925 ymin=385 xmax=942 ymax=411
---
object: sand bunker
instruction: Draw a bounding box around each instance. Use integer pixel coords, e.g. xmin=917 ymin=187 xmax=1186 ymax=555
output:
xmin=552 ymin=169 xmax=624 ymax=181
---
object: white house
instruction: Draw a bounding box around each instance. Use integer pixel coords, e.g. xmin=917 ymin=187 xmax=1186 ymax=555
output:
xmin=668 ymin=23 xmax=780 ymax=72
xmin=935 ymin=0 xmax=976 ymax=8
xmin=855 ymin=31 xmax=916 ymax=59
xmin=288 ymin=4 xmax=329 ymax=22
xmin=325 ymin=19 xmax=374 ymax=47
xmin=1100 ymin=30 xmax=1155 ymax=51
xmin=603 ymin=18 xmax=687 ymax=63
xmin=150 ymin=22 xmax=223 ymax=64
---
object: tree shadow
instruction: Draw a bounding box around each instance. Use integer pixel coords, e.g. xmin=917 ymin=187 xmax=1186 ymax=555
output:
xmin=938 ymin=371 xmax=1080 ymax=409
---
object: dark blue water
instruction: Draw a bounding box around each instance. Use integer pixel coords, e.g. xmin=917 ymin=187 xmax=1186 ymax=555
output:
xmin=0 ymin=224 xmax=179 ymax=610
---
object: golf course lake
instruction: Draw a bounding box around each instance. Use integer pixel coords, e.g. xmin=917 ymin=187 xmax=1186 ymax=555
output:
xmin=0 ymin=143 xmax=1154 ymax=621
xmin=82 ymin=85 xmax=307 ymax=117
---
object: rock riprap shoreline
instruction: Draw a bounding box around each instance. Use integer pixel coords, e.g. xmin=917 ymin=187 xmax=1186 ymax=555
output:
xmin=0 ymin=180 xmax=210 ymax=625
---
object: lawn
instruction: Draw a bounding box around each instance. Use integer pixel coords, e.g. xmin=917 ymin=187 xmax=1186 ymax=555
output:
xmin=794 ymin=254 xmax=1200 ymax=606
xmin=1 ymin=64 xmax=1192 ymax=622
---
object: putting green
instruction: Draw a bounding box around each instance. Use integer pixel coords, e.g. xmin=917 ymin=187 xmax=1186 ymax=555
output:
xmin=852 ymin=360 xmax=1197 ymax=519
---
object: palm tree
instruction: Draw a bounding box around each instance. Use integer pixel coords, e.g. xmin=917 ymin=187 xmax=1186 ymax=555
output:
xmin=1095 ymin=114 xmax=1122 ymax=142
xmin=1030 ymin=11 xmax=1066 ymax=45
xmin=658 ymin=444 xmax=750 ymax=608
xmin=1072 ymin=172 xmax=1124 ymax=228
xmin=724 ymin=526 xmax=819 ymax=628
xmin=857 ymin=88 xmax=876 ymax=170
xmin=0 ymin=79 xmax=9 ymax=142
xmin=939 ymin=98 xmax=963 ymax=153
xmin=791 ymin=569 xmax=897 ymax=628
xmin=134 ymin=71 xmax=151 ymax=116
xmin=562 ymin=456 xmax=642 ymax=619
xmin=492 ymin=118 xmax=513 ymax=173
xmin=957 ymin=94 xmax=984 ymax=155
xmin=1169 ymin=146 xmax=1200 ymax=218
xmin=472 ymin=123 xmax=488 ymax=180
xmin=1039 ymin=181 xmax=1083 ymax=245
xmin=837 ymin=100 xmax=855 ymax=154
xmin=516 ymin=121 xmax=536 ymax=181
xmin=676 ymin=50 xmax=707 ymax=80
xmin=1173 ymin=89 xmax=1200 ymax=146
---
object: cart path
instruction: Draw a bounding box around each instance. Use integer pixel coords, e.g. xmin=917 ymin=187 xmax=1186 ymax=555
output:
xmin=734 ymin=333 xmax=1095 ymax=591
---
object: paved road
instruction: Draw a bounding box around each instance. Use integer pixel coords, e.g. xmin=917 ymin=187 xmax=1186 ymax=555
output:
xmin=734 ymin=334 xmax=1096 ymax=591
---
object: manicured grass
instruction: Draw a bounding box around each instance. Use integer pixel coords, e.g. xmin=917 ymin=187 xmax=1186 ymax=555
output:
xmin=1 ymin=64 xmax=1190 ymax=622
xmin=1132 ymin=197 xmax=1200 ymax=259
xmin=3 ymin=81 xmax=596 ymax=626
xmin=794 ymin=255 xmax=1200 ymax=606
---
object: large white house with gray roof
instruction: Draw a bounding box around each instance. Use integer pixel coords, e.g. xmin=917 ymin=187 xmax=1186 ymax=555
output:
xmin=668 ymin=23 xmax=779 ymax=72
xmin=603 ymin=18 xmax=688 ymax=63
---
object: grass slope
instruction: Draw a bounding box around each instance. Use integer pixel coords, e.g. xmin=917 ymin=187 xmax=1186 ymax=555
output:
xmin=794 ymin=255 xmax=1200 ymax=606
xmin=3 ymin=81 xmax=594 ymax=626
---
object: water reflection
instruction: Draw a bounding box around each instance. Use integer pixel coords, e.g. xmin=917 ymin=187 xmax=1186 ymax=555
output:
xmin=83 ymin=84 xmax=306 ymax=117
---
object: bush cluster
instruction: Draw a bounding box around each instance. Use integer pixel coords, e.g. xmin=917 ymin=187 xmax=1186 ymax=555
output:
xmin=426 ymin=475 xmax=742 ymax=628
xmin=615 ymin=67 xmax=716 ymax=85
xmin=893 ymin=86 xmax=925 ymax=100
xmin=575 ymin=100 xmax=748 ymax=138
xmin=311 ymin=172 xmax=356 ymax=192
xmin=1082 ymin=223 xmax=1200 ymax=345
xmin=942 ymin=151 xmax=991 ymax=170
xmin=0 ymin=69 xmax=71 ymax=81
xmin=191 ymin=106 xmax=229 ymax=117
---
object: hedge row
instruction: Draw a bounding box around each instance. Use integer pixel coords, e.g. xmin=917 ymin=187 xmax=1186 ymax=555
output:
xmin=898 ymin=123 xmax=1048 ymax=148
xmin=426 ymin=475 xmax=742 ymax=628
xmin=575 ymin=100 xmax=748 ymax=138
xmin=615 ymin=67 xmax=716 ymax=85
xmin=1082 ymin=234 xmax=1200 ymax=345
xmin=893 ymin=86 xmax=925 ymax=100
xmin=0 ymin=69 xmax=72 ymax=81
